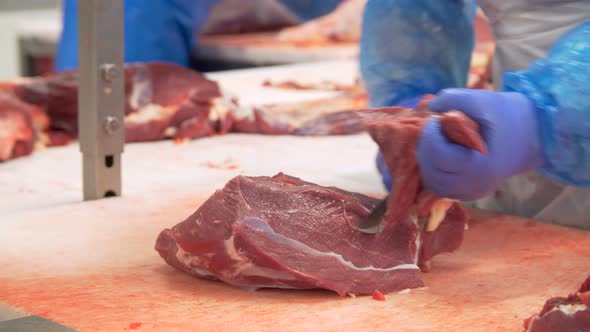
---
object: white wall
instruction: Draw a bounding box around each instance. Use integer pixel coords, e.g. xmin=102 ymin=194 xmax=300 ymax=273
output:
xmin=0 ymin=7 xmax=60 ymax=80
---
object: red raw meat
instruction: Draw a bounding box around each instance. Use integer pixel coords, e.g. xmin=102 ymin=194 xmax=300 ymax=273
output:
xmin=230 ymin=94 xmax=375 ymax=136
xmin=364 ymin=103 xmax=483 ymax=271
xmin=155 ymin=102 xmax=484 ymax=295
xmin=156 ymin=173 xmax=424 ymax=296
xmin=0 ymin=93 xmax=49 ymax=161
xmin=0 ymin=62 xmax=488 ymax=164
xmin=3 ymin=62 xmax=225 ymax=142
xmin=524 ymin=275 xmax=590 ymax=332
xmin=372 ymin=290 xmax=386 ymax=301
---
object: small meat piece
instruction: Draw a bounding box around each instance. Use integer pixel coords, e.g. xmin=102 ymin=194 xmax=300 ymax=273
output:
xmin=440 ymin=111 xmax=487 ymax=155
xmin=0 ymin=106 xmax=33 ymax=161
xmin=0 ymin=93 xmax=48 ymax=161
xmin=524 ymin=275 xmax=590 ymax=332
xmin=372 ymin=290 xmax=386 ymax=301
xmin=262 ymin=79 xmax=365 ymax=94
xmin=231 ymin=95 xmax=373 ymax=136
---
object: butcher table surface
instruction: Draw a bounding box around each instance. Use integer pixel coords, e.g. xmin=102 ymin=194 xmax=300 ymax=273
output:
xmin=1 ymin=61 xmax=590 ymax=332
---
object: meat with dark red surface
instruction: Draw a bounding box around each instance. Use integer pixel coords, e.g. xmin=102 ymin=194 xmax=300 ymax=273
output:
xmin=6 ymin=62 xmax=228 ymax=142
xmin=0 ymin=93 xmax=50 ymax=161
xmin=155 ymin=102 xmax=484 ymax=295
xmin=0 ymin=62 xmax=234 ymax=161
xmin=524 ymin=275 xmax=590 ymax=332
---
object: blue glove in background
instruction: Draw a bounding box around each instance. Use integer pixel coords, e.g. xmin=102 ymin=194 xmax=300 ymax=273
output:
xmin=55 ymin=0 xmax=218 ymax=71
xmin=376 ymin=152 xmax=391 ymax=191
xmin=503 ymin=21 xmax=590 ymax=186
xmin=360 ymin=0 xmax=476 ymax=108
xmin=417 ymin=89 xmax=544 ymax=200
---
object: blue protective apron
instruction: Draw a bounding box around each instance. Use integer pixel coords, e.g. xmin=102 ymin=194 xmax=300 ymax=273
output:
xmin=473 ymin=0 xmax=590 ymax=228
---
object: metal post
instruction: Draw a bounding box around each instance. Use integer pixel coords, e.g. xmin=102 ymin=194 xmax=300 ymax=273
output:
xmin=78 ymin=0 xmax=125 ymax=200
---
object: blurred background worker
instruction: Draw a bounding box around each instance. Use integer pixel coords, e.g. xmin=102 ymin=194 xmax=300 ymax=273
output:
xmin=363 ymin=0 xmax=590 ymax=228
xmin=54 ymin=0 xmax=345 ymax=71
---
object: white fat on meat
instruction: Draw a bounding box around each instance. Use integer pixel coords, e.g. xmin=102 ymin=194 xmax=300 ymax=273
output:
xmin=221 ymin=235 xmax=299 ymax=281
xmin=426 ymin=199 xmax=456 ymax=232
xmin=237 ymin=221 xmax=419 ymax=273
xmin=128 ymin=68 xmax=152 ymax=110
xmin=397 ymin=288 xmax=412 ymax=295
xmin=175 ymin=246 xmax=215 ymax=279
xmin=125 ymin=104 xmax=176 ymax=124
xmin=208 ymin=97 xmax=232 ymax=122
xmin=411 ymin=214 xmax=421 ymax=265
xmin=553 ymin=303 xmax=588 ymax=316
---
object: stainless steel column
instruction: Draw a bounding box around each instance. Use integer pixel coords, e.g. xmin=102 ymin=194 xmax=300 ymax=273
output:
xmin=78 ymin=1 xmax=125 ymax=200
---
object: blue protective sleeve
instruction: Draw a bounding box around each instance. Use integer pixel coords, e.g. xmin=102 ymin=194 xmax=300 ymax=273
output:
xmin=360 ymin=0 xmax=477 ymax=107
xmin=503 ymin=21 xmax=590 ymax=186
xmin=55 ymin=0 xmax=218 ymax=71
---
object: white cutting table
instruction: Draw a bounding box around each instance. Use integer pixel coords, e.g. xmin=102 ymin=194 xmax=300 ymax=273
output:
xmin=1 ymin=61 xmax=590 ymax=332
xmin=0 ymin=60 xmax=378 ymax=216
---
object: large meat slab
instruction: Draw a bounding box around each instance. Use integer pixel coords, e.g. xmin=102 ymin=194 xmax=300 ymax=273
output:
xmin=156 ymin=103 xmax=485 ymax=295
xmin=0 ymin=62 xmax=233 ymax=161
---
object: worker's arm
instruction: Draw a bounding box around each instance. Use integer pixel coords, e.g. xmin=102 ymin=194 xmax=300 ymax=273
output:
xmin=55 ymin=0 xmax=218 ymax=71
xmin=359 ymin=0 xmax=477 ymax=108
xmin=418 ymin=21 xmax=590 ymax=200
xmin=361 ymin=0 xmax=476 ymax=191
xmin=503 ymin=21 xmax=590 ymax=186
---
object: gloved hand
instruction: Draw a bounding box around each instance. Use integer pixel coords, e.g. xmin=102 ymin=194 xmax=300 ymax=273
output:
xmin=417 ymin=88 xmax=545 ymax=200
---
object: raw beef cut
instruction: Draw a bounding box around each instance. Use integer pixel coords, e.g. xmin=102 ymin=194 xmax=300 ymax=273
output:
xmin=277 ymin=0 xmax=367 ymax=44
xmin=0 ymin=62 xmax=234 ymax=161
xmin=201 ymin=0 xmax=297 ymax=35
xmin=261 ymin=78 xmax=364 ymax=94
xmin=156 ymin=173 xmax=424 ymax=296
xmin=230 ymin=95 xmax=369 ymax=135
xmin=0 ymin=93 xmax=50 ymax=161
xmin=155 ymin=103 xmax=484 ymax=295
xmin=524 ymin=275 xmax=590 ymax=332
xmin=1 ymin=62 xmax=231 ymax=142
xmin=0 ymin=54 xmax=491 ymax=163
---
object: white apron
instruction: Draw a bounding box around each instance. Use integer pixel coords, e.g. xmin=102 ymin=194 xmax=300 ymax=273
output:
xmin=472 ymin=0 xmax=590 ymax=228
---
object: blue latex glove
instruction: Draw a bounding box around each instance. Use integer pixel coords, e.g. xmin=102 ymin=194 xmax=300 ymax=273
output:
xmin=417 ymin=89 xmax=545 ymax=200
xmin=360 ymin=0 xmax=476 ymax=108
xmin=55 ymin=0 xmax=218 ymax=71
